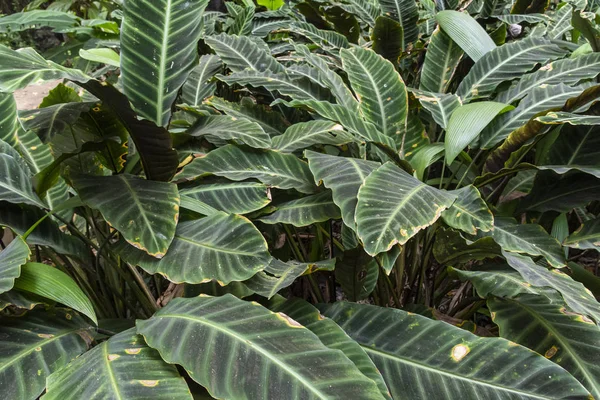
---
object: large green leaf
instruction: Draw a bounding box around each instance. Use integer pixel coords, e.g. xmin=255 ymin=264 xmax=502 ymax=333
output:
xmin=269 ymin=298 xmax=392 ymax=400
xmin=272 ymin=120 xmax=353 ymax=153
xmin=444 ymin=101 xmax=511 ymax=164
xmin=457 ymin=37 xmax=569 ymax=101
xmin=503 ymin=252 xmax=600 ymax=325
xmin=475 ymin=218 xmax=566 ymax=268
xmin=259 ymin=191 xmax=341 ymax=226
xmin=291 ymin=21 xmax=350 ymax=50
xmin=564 ymin=217 xmax=600 ymax=250
xmin=177 ymin=145 xmax=317 ymax=194
xmin=0 ymin=309 xmax=92 ymax=400
xmin=205 ymin=33 xmax=284 ymax=73
xmin=136 ymin=294 xmax=386 ymax=399
xmin=442 ymin=185 xmax=493 ymax=234
xmin=43 ymin=328 xmax=192 ymax=400
xmin=179 ymin=181 xmax=270 ymax=214
xmin=497 ymin=53 xmax=600 ymax=104
xmin=436 ymin=11 xmax=496 ymax=62
xmin=0 ymin=93 xmax=18 ymax=146
xmin=341 ymin=46 xmax=407 ymax=138
xmin=115 ymin=214 xmax=270 ymax=284
xmin=120 ymin=0 xmax=208 ymax=126
xmin=72 ymin=174 xmax=179 ymax=259
xmin=320 ymin=301 xmax=591 ymax=399
xmin=0 ymin=140 xmax=45 ymax=208
xmin=0 ymin=236 xmax=30 ymax=295
xmin=0 ymin=45 xmax=90 ymax=92
xmin=305 ymin=151 xmax=380 ymax=231
xmin=0 ymin=10 xmax=78 ymax=32
xmin=542 ymin=124 xmax=600 ymax=172
xmin=207 ymin=97 xmax=288 ymax=136
xmin=187 ymin=115 xmax=271 ymax=149
xmin=356 ymin=162 xmax=456 ymax=255
xmin=335 ymin=248 xmax=379 ymax=301
xmin=379 ymin=0 xmax=418 ymax=48
xmin=452 ymin=264 xmax=541 ymax=298
xmin=181 ymin=55 xmax=222 ymax=107
xmin=14 ymin=262 xmax=96 ymax=324
xmin=419 ymin=27 xmax=463 ymax=93
xmin=489 ymin=294 xmax=600 ymax=398
xmin=411 ymin=90 xmax=461 ymax=129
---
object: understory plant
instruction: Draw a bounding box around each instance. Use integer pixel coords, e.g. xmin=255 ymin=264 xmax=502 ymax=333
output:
xmin=1 ymin=0 xmax=600 ymax=398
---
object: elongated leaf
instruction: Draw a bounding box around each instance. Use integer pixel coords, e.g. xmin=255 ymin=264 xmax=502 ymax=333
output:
xmin=457 ymin=37 xmax=569 ymax=101
xmin=179 ymin=181 xmax=270 ymax=214
xmin=305 ymin=151 xmax=380 ymax=231
xmin=115 ymin=215 xmax=270 ymax=284
xmin=479 ymin=83 xmax=583 ymax=149
xmin=272 ymin=120 xmax=353 ymax=153
xmin=260 ymin=191 xmax=340 ymax=226
xmin=120 ymin=0 xmax=207 ymax=126
xmin=547 ymin=4 xmax=573 ymax=39
xmin=411 ymin=90 xmax=461 ymax=129
xmin=43 ymin=328 xmax=191 ymax=400
xmin=336 ymin=248 xmax=379 ymax=301
xmin=79 ymin=48 xmax=120 ymax=67
xmin=321 ymin=301 xmax=591 ymax=400
xmin=270 ymin=299 xmax=392 ymax=400
xmin=187 ymin=115 xmax=271 ymax=149
xmin=0 ymin=93 xmax=18 ymax=146
xmin=245 ymin=259 xmax=335 ymax=298
xmin=229 ymin=6 xmax=255 ymax=36
xmin=409 ymin=143 xmax=444 ymax=180
xmin=291 ymin=21 xmax=350 ymax=50
xmin=0 ymin=309 xmax=91 ymax=400
xmin=0 ymin=140 xmax=45 ymax=208
xmin=475 ymin=217 xmax=566 ymax=268
xmin=0 ymin=290 xmax=45 ymax=311
xmin=420 ymin=27 xmax=463 ymax=93
xmin=0 ymin=10 xmax=78 ymax=32
xmin=205 ymin=33 xmax=284 ymax=73
xmin=436 ymin=11 xmax=496 ymax=62
xmin=442 ymin=185 xmax=493 ymax=234
xmin=453 ymin=265 xmax=541 ymax=298
xmin=181 ymin=55 xmax=222 ymax=107
xmin=0 ymin=45 xmax=90 ymax=92
xmin=207 ymin=97 xmax=288 ymax=136
xmin=177 ymin=145 xmax=317 ymax=194
xmin=564 ymin=217 xmax=600 ymax=250
xmin=489 ymin=294 xmax=600 ymax=398
xmin=14 ymin=262 xmax=97 ymax=324
xmin=356 ymin=162 xmax=456 ymax=255
xmin=341 ymin=47 xmax=407 ymax=138
xmin=379 ymin=0 xmax=418 ymax=48
xmin=497 ymin=53 xmax=600 ymax=104
xmin=445 ymin=101 xmax=511 ymax=164
xmin=72 ymin=174 xmax=179 ymax=258
xmin=494 ymin=13 xmax=548 ymax=23
xmin=536 ymin=112 xmax=600 ymax=125
xmin=137 ymin=294 xmax=386 ymax=399
xmin=0 ymin=237 xmax=30 ymax=295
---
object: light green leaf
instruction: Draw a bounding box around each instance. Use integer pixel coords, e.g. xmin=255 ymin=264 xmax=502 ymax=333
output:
xmin=136 ymin=294 xmax=386 ymax=399
xmin=115 ymin=214 xmax=270 ymax=284
xmin=411 ymin=90 xmax=461 ymax=129
xmin=444 ymin=101 xmax=511 ymax=164
xmin=43 ymin=328 xmax=192 ymax=400
xmin=179 ymin=181 xmax=270 ymax=214
xmin=442 ymin=185 xmax=493 ymax=234
xmin=259 ymin=191 xmax=341 ymax=226
xmin=177 ymin=145 xmax=317 ymax=194
xmin=187 ymin=115 xmax=271 ymax=149
xmin=272 ymin=120 xmax=353 ymax=153
xmin=181 ymin=54 xmax=222 ymax=107
xmin=14 ymin=262 xmax=97 ymax=324
xmin=419 ymin=27 xmax=463 ymax=93
xmin=305 ymin=151 xmax=380 ymax=231
xmin=120 ymin=0 xmax=208 ymax=126
xmin=0 ymin=237 xmax=30 ymax=295
xmin=436 ymin=11 xmax=496 ymax=62
xmin=356 ymin=162 xmax=456 ymax=255
xmin=78 ymin=48 xmax=120 ymax=67
xmin=72 ymin=174 xmax=180 ymax=258
xmin=321 ymin=301 xmax=591 ymax=399
xmin=0 ymin=10 xmax=78 ymax=32
xmin=409 ymin=143 xmax=444 ymax=181
xmin=205 ymin=33 xmax=284 ymax=73
xmin=564 ymin=217 xmax=600 ymax=250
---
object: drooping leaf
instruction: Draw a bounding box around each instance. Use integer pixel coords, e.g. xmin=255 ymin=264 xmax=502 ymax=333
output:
xmin=535 ymin=112 xmax=600 ymax=125
xmin=72 ymin=174 xmax=179 ymax=259
xmin=436 ymin=11 xmax=496 ymax=62
xmin=489 ymin=294 xmax=600 ymax=398
xmin=409 ymin=143 xmax=445 ymax=181
xmin=181 ymin=55 xmax=222 ymax=107
xmin=205 ymin=33 xmax=284 ymax=73
xmin=259 ymin=191 xmax=341 ymax=226
xmin=442 ymin=186 xmax=493 ymax=234
xmin=0 ymin=237 xmax=30 ymax=295
xmin=457 ymin=37 xmax=569 ymax=101
xmin=14 ymin=262 xmax=97 ymax=324
xmin=177 ymin=145 xmax=317 ymax=194
xmin=320 ymin=301 xmax=591 ymax=399
xmin=0 ymin=140 xmax=45 ymax=208
xmin=0 ymin=309 xmax=92 ymax=400
xmin=43 ymin=328 xmax=192 ymax=400
xmin=379 ymin=0 xmax=418 ymax=48
xmin=419 ymin=27 xmax=463 ymax=93
xmin=179 ymin=181 xmax=270 ymax=214
xmin=120 ymin=0 xmax=208 ymax=126
xmin=115 ymin=214 xmax=270 ymax=284
xmin=187 ymin=115 xmax=271 ymax=149
xmin=272 ymin=120 xmax=353 ymax=153
xmin=411 ymin=90 xmax=461 ymax=129
xmin=356 ymin=162 xmax=456 ymax=255
xmin=305 ymin=151 xmax=380 ymax=231
xmin=136 ymin=294 xmax=386 ymax=399
xmin=372 ymin=16 xmax=403 ymax=62
xmin=341 ymin=46 xmax=407 ymax=139
xmin=564 ymin=217 xmax=600 ymax=250
xmin=0 ymin=93 xmax=18 ymax=146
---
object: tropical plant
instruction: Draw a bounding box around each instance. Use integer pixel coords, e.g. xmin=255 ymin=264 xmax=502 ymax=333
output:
xmin=1 ymin=0 xmax=600 ymax=398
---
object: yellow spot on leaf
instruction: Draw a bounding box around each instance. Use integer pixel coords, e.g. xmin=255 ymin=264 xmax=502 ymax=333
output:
xmin=35 ymin=347 xmax=42 ymax=352
xmin=544 ymin=346 xmax=558 ymax=359
xmin=38 ymin=333 xmax=54 ymax=339
xmin=125 ymin=348 xmax=142 ymax=355
xmin=138 ymin=380 xmax=159 ymax=387
xmin=451 ymin=344 xmax=470 ymax=361
xmin=65 ymin=313 xmax=72 ymax=320
xmin=108 ymin=354 xmax=120 ymax=361
xmin=276 ymin=312 xmax=302 ymax=328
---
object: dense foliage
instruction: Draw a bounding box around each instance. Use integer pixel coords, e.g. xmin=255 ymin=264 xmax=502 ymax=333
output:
xmin=1 ymin=0 xmax=600 ymax=398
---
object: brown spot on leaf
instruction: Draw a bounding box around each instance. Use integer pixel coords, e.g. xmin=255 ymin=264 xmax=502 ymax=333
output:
xmin=451 ymin=344 xmax=470 ymax=361
xmin=544 ymin=346 xmax=558 ymax=359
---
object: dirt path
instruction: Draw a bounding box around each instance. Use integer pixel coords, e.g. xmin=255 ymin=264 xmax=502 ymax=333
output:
xmin=13 ymin=80 xmax=61 ymax=110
